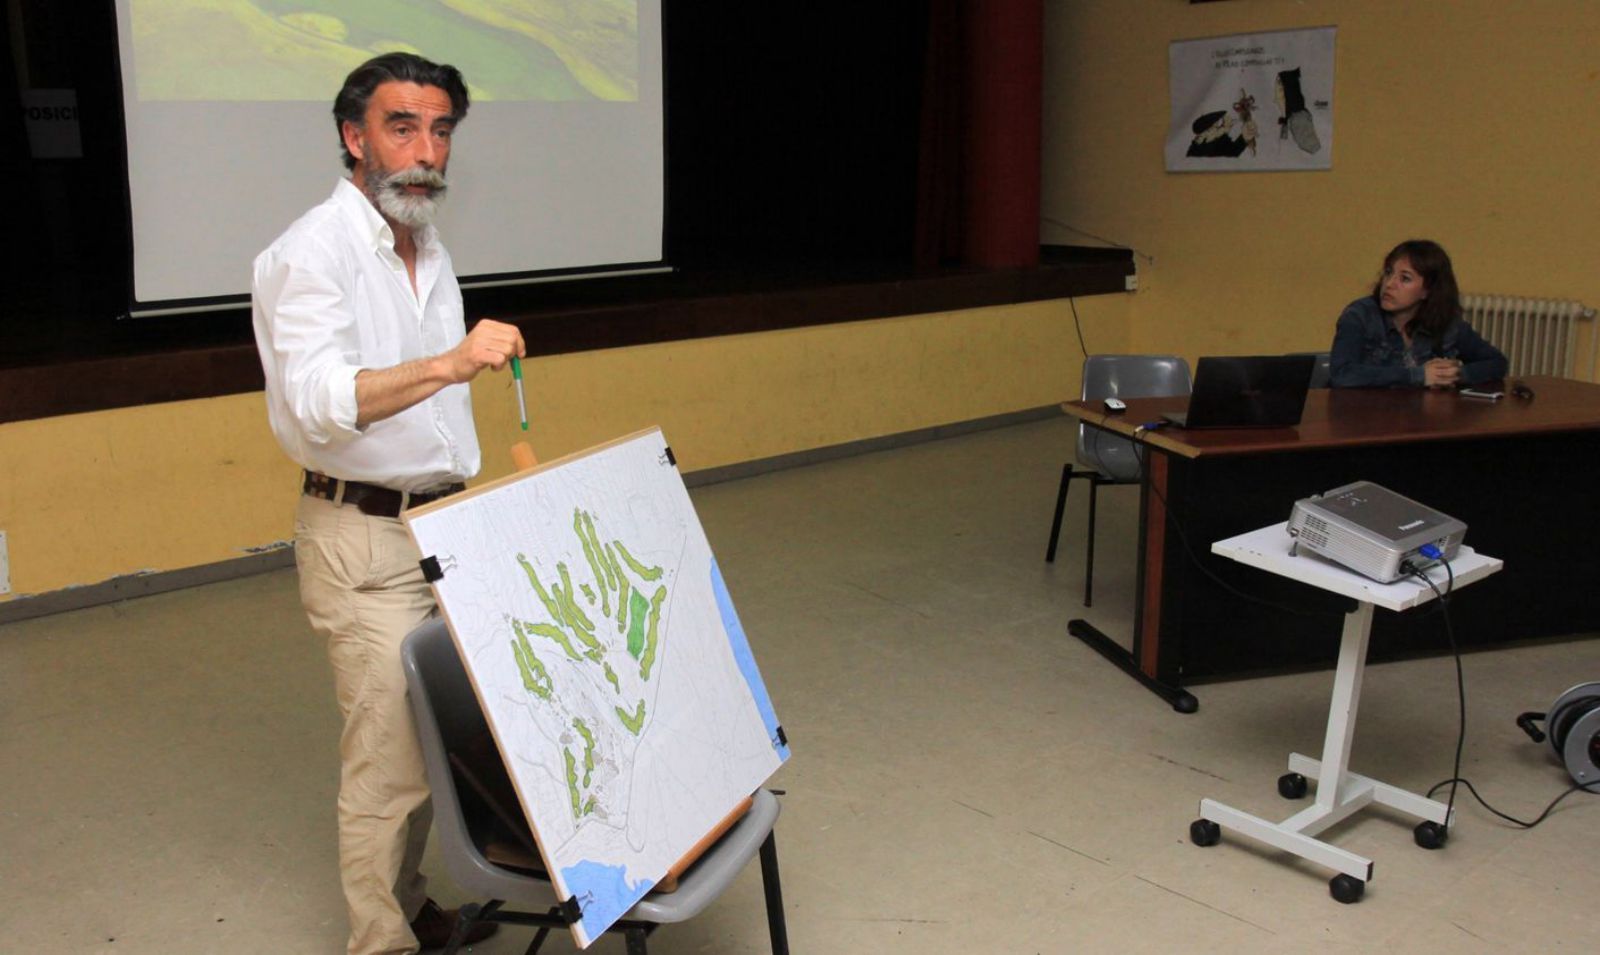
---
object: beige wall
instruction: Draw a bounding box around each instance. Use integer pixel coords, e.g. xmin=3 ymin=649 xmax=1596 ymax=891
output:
xmin=1044 ymin=0 xmax=1600 ymax=361
xmin=0 ymin=297 xmax=1130 ymax=597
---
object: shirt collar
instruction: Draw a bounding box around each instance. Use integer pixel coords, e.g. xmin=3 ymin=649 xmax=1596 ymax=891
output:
xmin=333 ymin=177 xmax=438 ymax=254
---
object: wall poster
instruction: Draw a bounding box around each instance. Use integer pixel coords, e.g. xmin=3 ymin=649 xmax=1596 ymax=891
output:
xmin=1166 ymin=26 xmax=1335 ymax=172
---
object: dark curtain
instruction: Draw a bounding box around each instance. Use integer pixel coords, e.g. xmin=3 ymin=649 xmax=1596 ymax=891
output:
xmin=914 ymin=0 xmax=1042 ymax=271
xmin=914 ymin=0 xmax=962 ymax=271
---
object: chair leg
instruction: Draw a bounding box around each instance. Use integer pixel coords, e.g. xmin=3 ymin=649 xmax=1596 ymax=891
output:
xmin=759 ymin=832 xmax=790 ymax=955
xmin=1045 ymin=463 xmax=1074 ymax=562
xmin=1084 ymin=478 xmax=1099 ymax=608
xmin=444 ymin=900 xmax=498 ymax=955
xmin=624 ymin=926 xmax=650 ymax=955
xmin=521 ymin=909 xmax=556 ymax=955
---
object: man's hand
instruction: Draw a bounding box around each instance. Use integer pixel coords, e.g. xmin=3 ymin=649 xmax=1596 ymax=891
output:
xmin=355 ymin=318 xmax=527 ymax=427
xmin=444 ymin=319 xmax=526 ymax=384
xmin=1423 ymin=358 xmax=1462 ymax=389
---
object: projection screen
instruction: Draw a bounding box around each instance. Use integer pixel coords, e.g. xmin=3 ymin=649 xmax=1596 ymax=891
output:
xmin=112 ymin=0 xmax=664 ymax=310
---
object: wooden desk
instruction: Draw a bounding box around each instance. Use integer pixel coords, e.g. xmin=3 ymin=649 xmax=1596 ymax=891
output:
xmin=1059 ymin=376 xmax=1600 ymax=711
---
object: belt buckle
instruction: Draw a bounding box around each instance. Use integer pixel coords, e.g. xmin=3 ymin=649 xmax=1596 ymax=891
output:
xmin=304 ymin=471 xmax=344 ymax=505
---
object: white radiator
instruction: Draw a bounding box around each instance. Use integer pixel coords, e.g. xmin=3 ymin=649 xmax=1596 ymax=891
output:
xmin=1461 ymin=294 xmax=1598 ymax=381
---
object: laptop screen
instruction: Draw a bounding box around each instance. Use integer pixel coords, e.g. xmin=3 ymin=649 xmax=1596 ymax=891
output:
xmin=1165 ymin=355 xmax=1316 ymax=429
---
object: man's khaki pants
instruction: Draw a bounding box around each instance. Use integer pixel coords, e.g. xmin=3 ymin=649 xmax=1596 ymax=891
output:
xmin=295 ymin=494 xmax=435 ymax=955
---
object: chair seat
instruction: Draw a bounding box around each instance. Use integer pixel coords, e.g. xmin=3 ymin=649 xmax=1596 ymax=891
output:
xmin=630 ymin=789 xmax=782 ymax=923
xmin=466 ymin=788 xmax=780 ymax=924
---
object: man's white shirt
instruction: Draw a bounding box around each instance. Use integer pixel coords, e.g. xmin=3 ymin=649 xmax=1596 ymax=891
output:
xmin=253 ymin=178 xmax=481 ymax=492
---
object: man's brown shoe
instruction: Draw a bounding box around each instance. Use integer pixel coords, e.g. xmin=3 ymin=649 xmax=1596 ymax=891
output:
xmin=410 ymin=898 xmax=500 ymax=950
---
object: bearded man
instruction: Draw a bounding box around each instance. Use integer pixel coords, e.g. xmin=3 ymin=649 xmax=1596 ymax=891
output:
xmin=252 ymin=52 xmax=523 ymax=954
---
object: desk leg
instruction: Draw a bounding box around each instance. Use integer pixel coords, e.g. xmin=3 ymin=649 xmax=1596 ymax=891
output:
xmin=1065 ymin=450 xmax=1198 ymax=713
xmin=1068 ymin=619 xmax=1198 ymax=713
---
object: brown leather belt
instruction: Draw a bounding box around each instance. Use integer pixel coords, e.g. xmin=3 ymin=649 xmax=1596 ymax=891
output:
xmin=303 ymin=471 xmax=465 ymax=519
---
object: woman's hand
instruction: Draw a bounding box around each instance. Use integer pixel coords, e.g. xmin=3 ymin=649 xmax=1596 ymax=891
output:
xmin=1423 ymin=358 xmax=1462 ymax=388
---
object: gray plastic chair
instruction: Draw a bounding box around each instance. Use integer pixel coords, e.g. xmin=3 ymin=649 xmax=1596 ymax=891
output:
xmin=1290 ymin=351 xmax=1332 ymax=388
xmin=401 ymin=618 xmax=789 ymax=955
xmin=1045 ymin=355 xmax=1191 ymax=607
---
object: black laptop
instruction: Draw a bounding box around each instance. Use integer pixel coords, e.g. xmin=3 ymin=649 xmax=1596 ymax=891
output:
xmin=1161 ymin=355 xmax=1316 ymax=429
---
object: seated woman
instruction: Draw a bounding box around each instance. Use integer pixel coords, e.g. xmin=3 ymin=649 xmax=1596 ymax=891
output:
xmin=1329 ymin=240 xmax=1508 ymax=388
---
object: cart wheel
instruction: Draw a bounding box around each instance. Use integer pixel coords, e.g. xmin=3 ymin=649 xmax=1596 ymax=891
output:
xmin=1277 ymin=772 xmax=1309 ymax=799
xmin=1329 ymin=873 xmax=1365 ymax=904
xmin=1413 ymin=820 xmax=1449 ymax=850
xmin=1189 ymin=818 xmax=1221 ymax=847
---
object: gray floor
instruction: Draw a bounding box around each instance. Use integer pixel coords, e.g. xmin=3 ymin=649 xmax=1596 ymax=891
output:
xmin=2 ymin=417 xmax=1596 ymax=954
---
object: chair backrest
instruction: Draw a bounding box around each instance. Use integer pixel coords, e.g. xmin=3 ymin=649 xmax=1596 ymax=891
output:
xmin=1289 ymin=351 xmax=1332 ymax=388
xmin=402 ymin=618 xmax=550 ymax=901
xmin=1076 ymin=355 xmax=1192 ymax=480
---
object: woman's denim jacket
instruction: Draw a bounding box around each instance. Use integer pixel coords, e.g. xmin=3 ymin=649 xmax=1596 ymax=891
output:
xmin=1329 ymin=296 xmax=1508 ymax=388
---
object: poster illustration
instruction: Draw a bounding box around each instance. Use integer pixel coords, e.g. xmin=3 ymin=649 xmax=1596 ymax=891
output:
xmin=1166 ymin=26 xmax=1335 ymax=172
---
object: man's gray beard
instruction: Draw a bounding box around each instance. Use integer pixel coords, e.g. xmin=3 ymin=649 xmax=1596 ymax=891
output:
xmin=365 ymin=164 xmax=448 ymax=230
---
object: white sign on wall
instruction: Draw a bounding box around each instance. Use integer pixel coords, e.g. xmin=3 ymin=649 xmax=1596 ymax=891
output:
xmin=1166 ymin=27 xmax=1335 ymax=172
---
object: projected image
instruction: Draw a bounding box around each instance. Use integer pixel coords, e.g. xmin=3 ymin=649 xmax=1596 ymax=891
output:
xmin=132 ymin=0 xmax=638 ymax=102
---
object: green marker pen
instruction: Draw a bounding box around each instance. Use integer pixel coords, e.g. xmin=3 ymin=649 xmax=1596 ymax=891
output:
xmin=510 ymin=356 xmax=529 ymax=431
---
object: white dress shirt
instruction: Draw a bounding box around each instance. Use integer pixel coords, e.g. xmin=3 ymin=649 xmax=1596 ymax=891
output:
xmin=252 ymin=179 xmax=480 ymax=492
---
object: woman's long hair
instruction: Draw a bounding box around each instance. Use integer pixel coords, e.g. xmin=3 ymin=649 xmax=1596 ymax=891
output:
xmin=1373 ymin=239 xmax=1462 ymax=338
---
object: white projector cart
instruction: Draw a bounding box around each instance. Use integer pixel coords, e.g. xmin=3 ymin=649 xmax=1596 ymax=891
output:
xmin=1192 ymin=522 xmax=1502 ymax=903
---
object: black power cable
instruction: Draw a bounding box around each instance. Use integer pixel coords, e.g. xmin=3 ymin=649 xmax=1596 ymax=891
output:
xmin=1405 ymin=559 xmax=1599 ymax=832
xmin=1068 ymin=296 xmax=1090 ymax=358
xmin=1404 ymin=558 xmax=1463 ymax=839
xmin=1425 ymin=775 xmax=1599 ymax=829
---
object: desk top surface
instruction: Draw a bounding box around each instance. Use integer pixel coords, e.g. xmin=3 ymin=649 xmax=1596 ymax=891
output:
xmin=1212 ymin=522 xmax=1503 ymax=611
xmin=1062 ymin=375 xmax=1600 ymax=458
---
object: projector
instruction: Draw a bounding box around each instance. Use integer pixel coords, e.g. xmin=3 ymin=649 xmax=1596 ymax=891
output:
xmin=1287 ymin=481 xmax=1466 ymax=583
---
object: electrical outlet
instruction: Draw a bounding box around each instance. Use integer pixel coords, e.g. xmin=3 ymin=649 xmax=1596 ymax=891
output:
xmin=0 ymin=530 xmax=9 ymax=595
xmin=1125 ymin=273 xmax=1139 ymax=291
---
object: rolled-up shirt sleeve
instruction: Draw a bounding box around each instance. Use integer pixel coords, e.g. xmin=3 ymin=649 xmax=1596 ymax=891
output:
xmin=252 ymin=179 xmax=478 ymax=487
xmin=254 ymin=244 xmax=364 ymax=447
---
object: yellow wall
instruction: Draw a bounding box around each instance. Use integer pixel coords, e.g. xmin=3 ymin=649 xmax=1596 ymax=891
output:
xmin=34 ymin=0 xmax=1586 ymax=599
xmin=0 ymin=297 xmax=1130 ymax=597
xmin=1044 ymin=0 xmax=1600 ymax=363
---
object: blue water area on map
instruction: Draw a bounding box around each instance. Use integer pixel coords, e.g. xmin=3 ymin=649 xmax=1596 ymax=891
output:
xmin=563 ymin=860 xmax=653 ymax=942
xmin=710 ymin=557 xmax=791 ymax=761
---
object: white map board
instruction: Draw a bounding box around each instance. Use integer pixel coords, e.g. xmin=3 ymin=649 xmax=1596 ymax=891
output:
xmin=404 ymin=428 xmax=788 ymax=948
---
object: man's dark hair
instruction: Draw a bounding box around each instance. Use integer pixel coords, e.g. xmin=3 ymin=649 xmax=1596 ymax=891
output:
xmin=333 ymin=53 xmax=470 ymax=170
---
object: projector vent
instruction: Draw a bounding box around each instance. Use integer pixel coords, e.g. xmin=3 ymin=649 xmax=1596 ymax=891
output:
xmin=1300 ymin=515 xmax=1330 ymax=549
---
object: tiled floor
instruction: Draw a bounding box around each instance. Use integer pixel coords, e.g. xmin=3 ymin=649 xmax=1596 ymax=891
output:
xmin=2 ymin=417 xmax=1595 ymax=953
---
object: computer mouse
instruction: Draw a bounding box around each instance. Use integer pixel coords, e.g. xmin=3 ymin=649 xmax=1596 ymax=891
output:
xmin=1103 ymin=397 xmax=1127 ymax=413
xmin=1511 ymin=382 xmax=1535 ymax=400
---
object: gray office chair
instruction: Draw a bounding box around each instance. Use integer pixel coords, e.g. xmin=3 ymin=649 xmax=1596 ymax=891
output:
xmin=401 ymin=618 xmax=790 ymax=955
xmin=1045 ymin=355 xmax=1191 ymax=607
xmin=1290 ymin=351 xmax=1332 ymax=388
